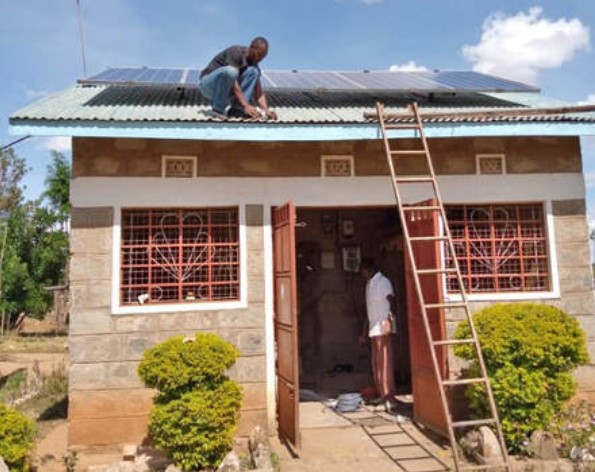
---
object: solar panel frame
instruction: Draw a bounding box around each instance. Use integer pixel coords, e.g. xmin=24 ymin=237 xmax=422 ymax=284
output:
xmin=78 ymin=67 xmax=541 ymax=93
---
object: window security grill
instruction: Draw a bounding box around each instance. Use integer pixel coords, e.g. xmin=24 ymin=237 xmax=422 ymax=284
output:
xmin=120 ymin=207 xmax=239 ymax=305
xmin=445 ymin=203 xmax=549 ymax=293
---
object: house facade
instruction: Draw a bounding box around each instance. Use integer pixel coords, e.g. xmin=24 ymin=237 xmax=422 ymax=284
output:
xmin=9 ymin=78 xmax=595 ymax=448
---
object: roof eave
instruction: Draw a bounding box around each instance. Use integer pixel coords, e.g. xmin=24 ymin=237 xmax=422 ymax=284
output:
xmin=9 ymin=119 xmax=595 ymax=142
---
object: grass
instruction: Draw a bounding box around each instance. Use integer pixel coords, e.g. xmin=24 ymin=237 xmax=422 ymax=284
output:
xmin=0 ymin=334 xmax=68 ymax=354
xmin=0 ymin=362 xmax=68 ymax=439
xmin=16 ymin=364 xmax=68 ymax=420
xmin=0 ymin=368 xmax=27 ymax=403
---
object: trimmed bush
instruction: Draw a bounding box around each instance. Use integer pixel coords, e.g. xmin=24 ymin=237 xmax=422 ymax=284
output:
xmin=0 ymin=403 xmax=36 ymax=472
xmin=454 ymin=303 xmax=589 ymax=451
xmin=138 ymin=332 xmax=243 ymax=471
xmin=149 ymin=381 xmax=242 ymax=471
xmin=138 ymin=332 xmax=240 ymax=402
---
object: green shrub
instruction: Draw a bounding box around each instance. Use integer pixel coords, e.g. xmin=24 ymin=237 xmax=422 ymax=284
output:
xmin=454 ymin=303 xmax=589 ymax=452
xmin=138 ymin=332 xmax=240 ymax=402
xmin=149 ymin=381 xmax=242 ymax=471
xmin=0 ymin=403 xmax=36 ymax=471
xmin=138 ymin=332 xmax=243 ymax=471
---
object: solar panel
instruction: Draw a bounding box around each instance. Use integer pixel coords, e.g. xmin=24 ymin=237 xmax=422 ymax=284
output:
xmin=342 ymin=71 xmax=451 ymax=91
xmin=79 ymin=67 xmax=540 ymax=93
xmin=264 ymin=71 xmax=363 ymax=90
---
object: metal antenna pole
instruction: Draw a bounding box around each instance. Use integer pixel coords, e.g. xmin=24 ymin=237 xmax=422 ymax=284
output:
xmin=75 ymin=0 xmax=87 ymax=77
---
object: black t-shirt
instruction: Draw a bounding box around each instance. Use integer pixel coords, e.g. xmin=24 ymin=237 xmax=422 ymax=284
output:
xmin=200 ymin=45 xmax=249 ymax=78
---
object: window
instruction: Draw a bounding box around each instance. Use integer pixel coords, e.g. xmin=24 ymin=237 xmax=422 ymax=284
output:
xmin=445 ymin=203 xmax=549 ymax=293
xmin=120 ymin=208 xmax=239 ymax=305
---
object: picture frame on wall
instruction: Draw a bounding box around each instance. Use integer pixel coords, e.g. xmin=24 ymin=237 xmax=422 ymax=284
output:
xmin=342 ymin=245 xmax=361 ymax=273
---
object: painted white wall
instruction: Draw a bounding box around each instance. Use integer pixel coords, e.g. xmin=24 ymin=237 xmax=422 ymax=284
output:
xmin=72 ymin=174 xmax=585 ymax=207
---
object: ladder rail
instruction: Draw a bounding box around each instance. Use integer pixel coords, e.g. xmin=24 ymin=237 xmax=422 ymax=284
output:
xmin=376 ymin=102 xmax=462 ymax=469
xmin=376 ymin=102 xmax=512 ymax=472
xmin=408 ymin=102 xmax=511 ymax=468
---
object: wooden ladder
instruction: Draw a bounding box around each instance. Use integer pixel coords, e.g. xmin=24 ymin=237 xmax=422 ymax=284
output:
xmin=373 ymin=101 xmax=512 ymax=472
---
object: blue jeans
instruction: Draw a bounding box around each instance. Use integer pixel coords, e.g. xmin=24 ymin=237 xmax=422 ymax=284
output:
xmin=199 ymin=65 xmax=260 ymax=113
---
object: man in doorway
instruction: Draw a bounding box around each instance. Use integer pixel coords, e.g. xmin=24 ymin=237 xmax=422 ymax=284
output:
xmin=198 ymin=37 xmax=278 ymax=120
xmin=359 ymin=257 xmax=397 ymax=412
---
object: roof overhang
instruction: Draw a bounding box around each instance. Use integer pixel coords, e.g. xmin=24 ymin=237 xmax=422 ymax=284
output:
xmin=9 ymin=119 xmax=595 ymax=141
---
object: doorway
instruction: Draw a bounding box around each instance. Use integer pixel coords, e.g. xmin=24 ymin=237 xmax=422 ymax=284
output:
xmin=295 ymin=207 xmax=412 ymax=399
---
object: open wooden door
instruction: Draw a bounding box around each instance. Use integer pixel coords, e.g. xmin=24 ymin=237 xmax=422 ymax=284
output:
xmin=272 ymin=203 xmax=300 ymax=452
xmin=404 ymin=199 xmax=449 ymax=436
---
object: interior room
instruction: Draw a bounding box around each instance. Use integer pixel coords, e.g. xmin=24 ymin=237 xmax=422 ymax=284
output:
xmin=295 ymin=207 xmax=412 ymax=402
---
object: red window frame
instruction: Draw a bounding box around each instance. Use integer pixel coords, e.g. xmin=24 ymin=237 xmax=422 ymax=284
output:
xmin=120 ymin=207 xmax=240 ymax=305
xmin=445 ymin=203 xmax=550 ymax=293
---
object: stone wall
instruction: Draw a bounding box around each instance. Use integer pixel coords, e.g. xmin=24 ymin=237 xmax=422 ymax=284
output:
xmin=72 ymin=136 xmax=581 ymax=178
xmin=552 ymin=199 xmax=595 ymax=398
xmin=68 ymin=204 xmax=267 ymax=447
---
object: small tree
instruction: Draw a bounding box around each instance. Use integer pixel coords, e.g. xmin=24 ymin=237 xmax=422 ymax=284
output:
xmin=138 ymin=333 xmax=243 ymax=471
xmin=0 ymin=148 xmax=28 ymax=214
xmin=43 ymin=151 xmax=71 ymax=231
xmin=454 ymin=303 xmax=589 ymax=451
xmin=0 ymin=151 xmax=70 ymax=323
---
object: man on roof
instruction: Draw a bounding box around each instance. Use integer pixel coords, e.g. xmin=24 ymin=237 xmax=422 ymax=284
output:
xmin=199 ymin=37 xmax=278 ymax=120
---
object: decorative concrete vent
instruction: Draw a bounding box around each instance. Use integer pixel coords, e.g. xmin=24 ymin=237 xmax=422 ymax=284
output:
xmin=477 ymin=154 xmax=505 ymax=175
xmin=321 ymin=155 xmax=354 ymax=177
xmin=162 ymin=156 xmax=196 ymax=178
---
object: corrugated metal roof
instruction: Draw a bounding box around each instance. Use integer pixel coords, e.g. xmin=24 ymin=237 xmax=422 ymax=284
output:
xmin=10 ymin=85 xmax=595 ymax=125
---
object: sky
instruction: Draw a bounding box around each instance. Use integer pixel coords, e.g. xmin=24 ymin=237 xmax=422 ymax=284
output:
xmin=1 ymin=0 xmax=595 ymax=227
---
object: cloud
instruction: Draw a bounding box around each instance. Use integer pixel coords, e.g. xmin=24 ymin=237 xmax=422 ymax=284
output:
xmin=584 ymin=171 xmax=595 ymax=189
xmin=389 ymin=61 xmax=429 ymax=72
xmin=361 ymin=0 xmax=383 ymax=4
xmin=463 ymin=7 xmax=590 ymax=84
xmin=25 ymin=88 xmax=51 ymax=100
xmin=578 ymin=94 xmax=595 ymax=105
xmin=37 ymin=137 xmax=71 ymax=153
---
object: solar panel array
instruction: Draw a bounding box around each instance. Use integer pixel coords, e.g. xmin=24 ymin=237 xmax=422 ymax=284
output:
xmin=79 ymin=67 xmax=540 ymax=93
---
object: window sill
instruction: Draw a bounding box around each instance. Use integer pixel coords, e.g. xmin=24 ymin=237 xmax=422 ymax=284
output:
xmin=111 ymin=299 xmax=247 ymax=315
xmin=445 ymin=291 xmax=560 ymax=302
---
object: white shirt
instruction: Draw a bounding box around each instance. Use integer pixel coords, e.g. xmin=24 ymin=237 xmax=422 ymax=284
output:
xmin=365 ymin=271 xmax=395 ymax=337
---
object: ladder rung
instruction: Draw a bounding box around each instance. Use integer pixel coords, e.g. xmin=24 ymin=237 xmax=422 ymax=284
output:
xmin=417 ymin=268 xmax=457 ymax=275
xmin=395 ymin=176 xmax=433 ymax=183
xmin=433 ymin=338 xmax=475 ymax=346
xmin=410 ymin=236 xmax=448 ymax=242
xmin=391 ymin=150 xmax=426 ymax=155
xmin=384 ymin=123 xmax=419 ymax=130
xmin=452 ymin=418 xmax=497 ymax=428
xmin=402 ymin=205 xmax=442 ymax=211
xmin=443 ymin=378 xmax=487 ymax=386
xmin=425 ymin=302 xmax=467 ymax=309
